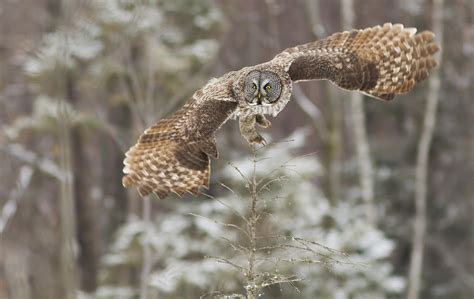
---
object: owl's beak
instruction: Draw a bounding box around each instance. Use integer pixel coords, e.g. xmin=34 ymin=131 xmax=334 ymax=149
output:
xmin=256 ymin=92 xmax=262 ymax=105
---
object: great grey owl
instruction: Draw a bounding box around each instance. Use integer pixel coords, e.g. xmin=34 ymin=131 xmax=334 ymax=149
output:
xmin=123 ymin=23 xmax=439 ymax=198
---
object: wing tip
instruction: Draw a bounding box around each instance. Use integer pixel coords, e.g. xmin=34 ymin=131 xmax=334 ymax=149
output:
xmin=122 ymin=174 xmax=136 ymax=188
xmin=122 ymin=174 xmax=210 ymax=200
xmin=367 ymin=92 xmax=396 ymax=101
xmin=379 ymin=93 xmax=395 ymax=101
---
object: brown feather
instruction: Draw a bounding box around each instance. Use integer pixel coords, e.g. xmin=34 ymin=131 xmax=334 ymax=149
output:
xmin=122 ymin=24 xmax=440 ymax=199
xmin=277 ymin=23 xmax=439 ymax=101
xmin=122 ymin=95 xmax=237 ymax=198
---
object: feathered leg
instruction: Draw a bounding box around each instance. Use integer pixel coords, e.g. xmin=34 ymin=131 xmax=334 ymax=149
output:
xmin=255 ymin=114 xmax=271 ymax=128
xmin=239 ymin=114 xmax=266 ymax=145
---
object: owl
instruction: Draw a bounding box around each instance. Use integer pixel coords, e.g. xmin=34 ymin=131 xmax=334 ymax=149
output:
xmin=123 ymin=23 xmax=439 ymax=198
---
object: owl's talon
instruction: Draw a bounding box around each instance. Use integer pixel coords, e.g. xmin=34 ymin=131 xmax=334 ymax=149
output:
xmin=256 ymin=114 xmax=271 ymax=128
xmin=250 ymin=135 xmax=266 ymax=145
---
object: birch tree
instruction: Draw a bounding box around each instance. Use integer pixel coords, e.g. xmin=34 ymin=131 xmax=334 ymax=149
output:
xmin=301 ymin=0 xmax=343 ymax=205
xmin=340 ymin=0 xmax=376 ymax=224
xmin=407 ymin=0 xmax=444 ymax=298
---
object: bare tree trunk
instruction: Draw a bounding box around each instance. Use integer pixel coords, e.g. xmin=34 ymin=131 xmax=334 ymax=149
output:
xmin=139 ymin=196 xmax=152 ymax=299
xmin=4 ymin=247 xmax=32 ymax=299
xmin=102 ymin=75 xmax=131 ymax=238
xmin=58 ymin=99 xmax=78 ymax=299
xmin=325 ymin=85 xmax=343 ymax=204
xmin=407 ymin=1 xmax=444 ymax=298
xmin=340 ymin=0 xmax=376 ymax=223
xmin=66 ymin=72 xmax=99 ymax=293
xmin=304 ymin=0 xmax=326 ymax=37
xmin=120 ymin=36 xmax=158 ymax=299
xmin=46 ymin=0 xmax=62 ymax=31
xmin=303 ymin=0 xmax=342 ymax=205
xmin=46 ymin=1 xmax=79 ymax=297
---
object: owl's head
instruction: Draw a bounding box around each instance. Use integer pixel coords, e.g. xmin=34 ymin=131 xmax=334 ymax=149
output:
xmin=243 ymin=70 xmax=282 ymax=106
xmin=232 ymin=66 xmax=291 ymax=117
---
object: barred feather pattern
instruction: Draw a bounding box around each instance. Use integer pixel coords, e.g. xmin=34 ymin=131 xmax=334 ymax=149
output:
xmin=276 ymin=23 xmax=439 ymax=101
xmin=122 ymin=23 xmax=439 ymax=199
xmin=122 ymin=92 xmax=237 ymax=198
xmin=122 ymin=100 xmax=203 ymax=198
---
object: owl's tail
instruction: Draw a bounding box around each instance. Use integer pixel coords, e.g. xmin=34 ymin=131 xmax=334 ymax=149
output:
xmin=122 ymin=124 xmax=217 ymax=198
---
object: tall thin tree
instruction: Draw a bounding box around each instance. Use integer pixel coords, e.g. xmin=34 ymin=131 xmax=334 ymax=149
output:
xmin=407 ymin=0 xmax=444 ymax=298
xmin=341 ymin=0 xmax=376 ymax=224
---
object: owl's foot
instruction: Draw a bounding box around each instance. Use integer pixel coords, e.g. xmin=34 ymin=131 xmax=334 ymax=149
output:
xmin=256 ymin=114 xmax=271 ymax=128
xmin=239 ymin=114 xmax=267 ymax=146
xmin=249 ymin=134 xmax=266 ymax=145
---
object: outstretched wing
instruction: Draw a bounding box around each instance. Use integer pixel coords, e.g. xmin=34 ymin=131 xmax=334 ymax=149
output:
xmin=122 ymin=93 xmax=237 ymax=198
xmin=274 ymin=23 xmax=439 ymax=101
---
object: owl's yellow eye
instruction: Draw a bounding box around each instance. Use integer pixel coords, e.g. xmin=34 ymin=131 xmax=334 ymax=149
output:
xmin=265 ymin=85 xmax=272 ymax=91
xmin=252 ymin=83 xmax=257 ymax=90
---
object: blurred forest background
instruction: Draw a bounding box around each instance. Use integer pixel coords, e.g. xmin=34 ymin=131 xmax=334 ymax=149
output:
xmin=0 ymin=0 xmax=472 ymax=298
